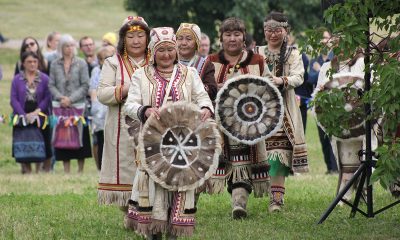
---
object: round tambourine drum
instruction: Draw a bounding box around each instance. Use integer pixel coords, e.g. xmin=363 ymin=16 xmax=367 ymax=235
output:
xmin=215 ymin=74 xmax=284 ymax=145
xmin=125 ymin=115 xmax=141 ymax=146
xmin=138 ymin=101 xmax=221 ymax=191
xmin=314 ymin=72 xmax=365 ymax=140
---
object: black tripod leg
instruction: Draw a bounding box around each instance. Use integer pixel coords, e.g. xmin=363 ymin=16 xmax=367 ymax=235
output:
xmin=350 ymin=169 xmax=367 ymax=217
xmin=366 ymin=164 xmax=374 ymax=217
xmin=317 ymin=163 xmax=366 ymax=224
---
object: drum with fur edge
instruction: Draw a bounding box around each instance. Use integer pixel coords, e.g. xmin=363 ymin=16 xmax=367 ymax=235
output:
xmin=215 ymin=74 xmax=284 ymax=145
xmin=138 ymin=101 xmax=222 ymax=191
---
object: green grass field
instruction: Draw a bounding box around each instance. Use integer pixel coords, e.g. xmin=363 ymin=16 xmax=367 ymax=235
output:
xmin=0 ymin=0 xmax=131 ymax=41
xmin=1 ymin=1 xmax=399 ymax=239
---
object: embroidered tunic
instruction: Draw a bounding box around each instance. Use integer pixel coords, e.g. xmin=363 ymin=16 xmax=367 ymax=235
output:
xmin=123 ymin=63 xmax=213 ymax=237
xmin=179 ymin=54 xmax=218 ymax=101
xmin=97 ymin=54 xmax=148 ymax=206
xmin=208 ymin=50 xmax=270 ymax=197
xmin=255 ymin=45 xmax=309 ymax=174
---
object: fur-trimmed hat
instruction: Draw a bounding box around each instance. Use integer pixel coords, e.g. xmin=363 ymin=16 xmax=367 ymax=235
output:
xmin=148 ymin=27 xmax=177 ymax=64
xmin=176 ymin=23 xmax=201 ymax=51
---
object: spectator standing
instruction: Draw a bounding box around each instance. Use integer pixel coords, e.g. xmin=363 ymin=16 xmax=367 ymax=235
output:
xmin=42 ymin=31 xmax=61 ymax=62
xmin=309 ymin=30 xmax=338 ymax=174
xmin=89 ymin=46 xmax=115 ymax=170
xmin=79 ymin=36 xmax=99 ymax=169
xmin=10 ymin=51 xmax=52 ymax=173
xmin=102 ymin=32 xmax=118 ymax=48
xmin=15 ymin=37 xmax=48 ymax=75
xmin=199 ymin=32 xmax=211 ymax=57
xmin=49 ymin=34 xmax=91 ymax=173
xmin=79 ymin=36 xmax=98 ymax=77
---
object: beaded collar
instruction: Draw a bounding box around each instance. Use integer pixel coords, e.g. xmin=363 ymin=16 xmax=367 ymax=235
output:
xmin=264 ymin=47 xmax=280 ymax=63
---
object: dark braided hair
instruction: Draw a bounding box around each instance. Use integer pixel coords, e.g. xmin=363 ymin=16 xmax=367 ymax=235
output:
xmin=264 ymin=11 xmax=290 ymax=77
xmin=276 ymin=38 xmax=288 ymax=77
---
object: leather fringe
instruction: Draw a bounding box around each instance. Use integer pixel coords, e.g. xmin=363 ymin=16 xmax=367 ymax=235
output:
xmin=97 ymin=190 xmax=131 ymax=206
xmin=170 ymin=225 xmax=194 ymax=237
xmin=208 ymin=177 xmax=225 ymax=194
xmin=253 ymin=180 xmax=270 ymax=198
xmin=124 ymin=213 xmax=137 ymax=230
xmin=150 ymin=219 xmax=168 ymax=235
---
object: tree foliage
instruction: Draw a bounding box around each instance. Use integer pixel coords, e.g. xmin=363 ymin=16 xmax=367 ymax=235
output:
xmin=124 ymin=0 xmax=321 ymax=46
xmin=124 ymin=0 xmax=266 ymax=45
xmin=303 ymin=0 xmax=400 ymax=189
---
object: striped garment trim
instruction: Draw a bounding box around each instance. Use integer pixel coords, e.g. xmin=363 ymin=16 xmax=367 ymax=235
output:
xmin=98 ymin=183 xmax=133 ymax=191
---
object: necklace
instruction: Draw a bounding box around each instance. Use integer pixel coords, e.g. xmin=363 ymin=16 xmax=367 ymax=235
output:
xmin=156 ymin=68 xmax=173 ymax=80
xmin=227 ymin=51 xmax=244 ymax=74
xmin=264 ymin=47 xmax=280 ymax=63
xmin=156 ymin=68 xmax=173 ymax=74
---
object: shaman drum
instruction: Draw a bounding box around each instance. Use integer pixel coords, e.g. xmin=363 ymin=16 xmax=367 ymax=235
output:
xmin=315 ymin=72 xmax=365 ymax=140
xmin=125 ymin=115 xmax=141 ymax=146
xmin=215 ymin=74 xmax=284 ymax=145
xmin=138 ymin=101 xmax=222 ymax=191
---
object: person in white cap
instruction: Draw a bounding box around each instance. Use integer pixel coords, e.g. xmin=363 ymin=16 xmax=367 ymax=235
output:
xmin=124 ymin=27 xmax=213 ymax=240
xmin=97 ymin=16 xmax=150 ymax=213
xmin=176 ymin=23 xmax=217 ymax=101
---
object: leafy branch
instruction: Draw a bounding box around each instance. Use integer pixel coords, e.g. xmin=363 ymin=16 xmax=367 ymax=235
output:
xmin=302 ymin=0 xmax=400 ymax=189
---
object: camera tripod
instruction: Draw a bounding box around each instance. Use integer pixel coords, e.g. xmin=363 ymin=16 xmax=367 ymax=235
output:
xmin=317 ymin=39 xmax=400 ymax=224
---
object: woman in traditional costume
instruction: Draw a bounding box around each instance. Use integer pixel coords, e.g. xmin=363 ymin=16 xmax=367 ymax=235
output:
xmin=97 ymin=16 xmax=150 ymax=208
xmin=314 ymin=46 xmax=372 ymax=203
xmin=123 ymin=27 xmax=214 ymax=239
xmin=208 ymin=17 xmax=270 ymax=219
xmin=254 ymin=11 xmax=309 ymax=212
xmin=176 ymin=23 xmax=217 ymax=101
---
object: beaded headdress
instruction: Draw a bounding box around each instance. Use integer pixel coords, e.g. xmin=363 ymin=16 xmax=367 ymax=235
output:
xmin=122 ymin=16 xmax=148 ymax=28
xmin=264 ymin=19 xmax=289 ymax=29
xmin=119 ymin=16 xmax=150 ymax=58
xmin=148 ymin=27 xmax=177 ymax=64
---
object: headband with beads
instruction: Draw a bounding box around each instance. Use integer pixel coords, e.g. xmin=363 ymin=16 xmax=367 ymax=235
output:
xmin=264 ymin=20 xmax=289 ymax=29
